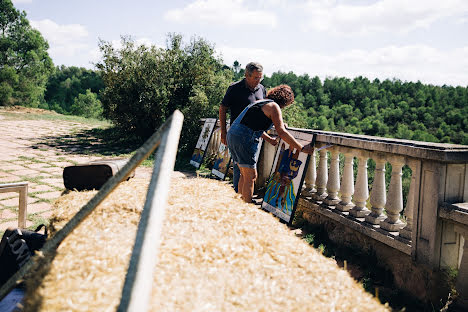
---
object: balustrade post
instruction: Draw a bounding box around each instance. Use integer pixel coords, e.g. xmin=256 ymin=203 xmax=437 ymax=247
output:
xmin=312 ymin=147 xmax=328 ymax=202
xmin=207 ymin=129 xmax=218 ymax=156
xmin=400 ymin=159 xmax=420 ymax=240
xmin=336 ymin=150 xmax=355 ymax=212
xmin=350 ymin=152 xmax=370 ymax=217
xmin=323 ymin=147 xmax=341 ymax=206
xmin=454 ymin=225 xmax=468 ymax=309
xmin=302 ymin=150 xmax=316 ymax=197
xmin=381 ymin=156 xmax=406 ymax=232
xmin=365 ymin=156 xmax=387 ymax=225
xmin=216 ymin=129 xmax=222 ymax=152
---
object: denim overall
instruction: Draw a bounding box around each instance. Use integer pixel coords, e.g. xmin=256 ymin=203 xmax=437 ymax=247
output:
xmin=227 ymin=99 xmax=273 ymax=169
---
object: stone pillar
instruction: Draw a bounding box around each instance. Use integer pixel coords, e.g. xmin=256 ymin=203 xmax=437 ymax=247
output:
xmin=312 ymin=147 xmax=328 ymax=202
xmin=323 ymin=147 xmax=341 ymax=206
xmin=400 ymin=159 xmax=420 ymax=240
xmin=257 ymin=141 xmax=277 ymax=189
xmin=454 ymin=225 xmax=468 ymax=310
xmin=336 ymin=150 xmax=355 ymax=212
xmin=381 ymin=156 xmax=406 ymax=231
xmin=366 ymin=156 xmax=387 ymax=225
xmin=350 ymin=153 xmax=370 ymax=218
xmin=303 ymin=150 xmax=316 ymax=197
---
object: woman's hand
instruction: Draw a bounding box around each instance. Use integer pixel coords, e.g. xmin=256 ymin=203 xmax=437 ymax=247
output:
xmin=301 ymin=143 xmax=315 ymax=154
xmin=261 ymin=133 xmax=279 ymax=146
xmin=267 ymin=136 xmax=279 ymax=146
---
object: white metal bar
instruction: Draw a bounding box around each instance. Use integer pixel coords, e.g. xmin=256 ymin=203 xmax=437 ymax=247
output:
xmin=0 ymin=110 xmax=184 ymax=302
xmin=0 ymin=182 xmax=28 ymax=228
xmin=117 ymin=111 xmax=184 ymax=312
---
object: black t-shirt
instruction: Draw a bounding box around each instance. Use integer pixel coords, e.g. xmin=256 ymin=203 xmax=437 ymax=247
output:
xmin=240 ymin=99 xmax=274 ymax=131
xmin=221 ymin=78 xmax=266 ymax=123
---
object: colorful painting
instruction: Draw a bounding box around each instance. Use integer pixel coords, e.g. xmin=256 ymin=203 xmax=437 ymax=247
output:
xmin=212 ymin=142 xmax=231 ymax=179
xmin=190 ymin=118 xmax=217 ymax=168
xmin=261 ymin=131 xmax=315 ymax=224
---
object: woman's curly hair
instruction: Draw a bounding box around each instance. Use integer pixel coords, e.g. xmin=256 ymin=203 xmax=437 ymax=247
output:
xmin=266 ymin=84 xmax=295 ymax=108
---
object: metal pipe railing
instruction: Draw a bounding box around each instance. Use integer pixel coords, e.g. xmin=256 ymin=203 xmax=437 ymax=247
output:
xmin=0 ymin=110 xmax=184 ymax=304
xmin=117 ymin=110 xmax=183 ymax=312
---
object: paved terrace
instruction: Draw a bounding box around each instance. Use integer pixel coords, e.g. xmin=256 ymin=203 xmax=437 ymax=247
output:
xmin=0 ymin=108 xmax=151 ymax=233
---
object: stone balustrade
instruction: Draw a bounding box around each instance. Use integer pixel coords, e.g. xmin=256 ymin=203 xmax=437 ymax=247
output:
xmin=201 ymin=120 xmax=468 ymax=307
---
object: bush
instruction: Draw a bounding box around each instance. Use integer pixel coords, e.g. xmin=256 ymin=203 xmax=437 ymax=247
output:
xmin=70 ymin=89 xmax=103 ymax=119
xmin=96 ymin=34 xmax=232 ymax=155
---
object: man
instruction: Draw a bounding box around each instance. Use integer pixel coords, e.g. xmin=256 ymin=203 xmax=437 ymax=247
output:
xmin=219 ymin=62 xmax=267 ymax=193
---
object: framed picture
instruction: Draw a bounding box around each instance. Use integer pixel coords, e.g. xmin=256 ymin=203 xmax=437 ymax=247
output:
xmin=211 ymin=122 xmax=231 ymax=179
xmin=211 ymin=142 xmax=231 ymax=180
xmin=261 ymin=131 xmax=316 ymax=224
xmin=190 ymin=118 xmax=217 ymax=169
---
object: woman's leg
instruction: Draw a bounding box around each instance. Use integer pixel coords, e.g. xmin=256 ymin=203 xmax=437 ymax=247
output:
xmin=238 ymin=170 xmax=244 ymax=195
xmin=238 ymin=166 xmax=257 ymax=203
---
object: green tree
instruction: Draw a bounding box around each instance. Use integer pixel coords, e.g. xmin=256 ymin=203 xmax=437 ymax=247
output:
xmin=0 ymin=0 xmax=54 ymax=107
xmin=231 ymin=60 xmax=244 ymax=80
xmin=96 ymin=34 xmax=232 ymax=154
xmin=45 ymin=65 xmax=104 ymax=114
xmin=70 ymin=89 xmax=103 ymax=119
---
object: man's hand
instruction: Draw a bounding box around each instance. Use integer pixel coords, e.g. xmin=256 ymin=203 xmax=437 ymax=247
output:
xmin=221 ymin=130 xmax=227 ymax=145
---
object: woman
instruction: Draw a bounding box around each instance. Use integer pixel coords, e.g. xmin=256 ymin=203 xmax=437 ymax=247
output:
xmin=227 ymin=84 xmax=314 ymax=203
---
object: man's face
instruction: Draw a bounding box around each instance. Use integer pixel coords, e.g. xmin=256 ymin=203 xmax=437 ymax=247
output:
xmin=245 ymin=69 xmax=263 ymax=90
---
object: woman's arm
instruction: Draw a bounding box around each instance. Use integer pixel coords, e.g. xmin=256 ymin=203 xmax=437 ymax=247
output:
xmin=262 ymin=102 xmax=303 ymax=151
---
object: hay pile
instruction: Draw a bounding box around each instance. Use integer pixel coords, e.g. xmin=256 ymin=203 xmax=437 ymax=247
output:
xmin=22 ymin=173 xmax=388 ymax=312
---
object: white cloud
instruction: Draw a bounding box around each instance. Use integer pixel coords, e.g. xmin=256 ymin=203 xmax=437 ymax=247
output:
xmin=301 ymin=0 xmax=468 ymax=35
xmin=12 ymin=0 xmax=33 ymax=4
xmin=164 ymin=0 xmax=277 ymax=28
xmin=218 ymin=44 xmax=468 ymax=87
xmin=30 ymin=19 xmax=89 ymax=57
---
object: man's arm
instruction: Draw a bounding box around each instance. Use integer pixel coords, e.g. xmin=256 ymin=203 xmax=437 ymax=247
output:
xmin=219 ymin=105 xmax=228 ymax=145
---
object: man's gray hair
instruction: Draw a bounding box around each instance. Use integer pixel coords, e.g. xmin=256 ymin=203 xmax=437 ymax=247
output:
xmin=245 ymin=62 xmax=263 ymax=75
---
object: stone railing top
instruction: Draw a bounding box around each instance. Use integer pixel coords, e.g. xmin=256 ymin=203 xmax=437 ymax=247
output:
xmin=285 ymin=127 xmax=468 ymax=163
xmin=440 ymin=203 xmax=468 ymax=226
xmin=198 ymin=119 xmax=468 ymax=162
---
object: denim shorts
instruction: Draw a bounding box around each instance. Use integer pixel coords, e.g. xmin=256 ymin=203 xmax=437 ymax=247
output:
xmin=227 ymin=123 xmax=262 ymax=169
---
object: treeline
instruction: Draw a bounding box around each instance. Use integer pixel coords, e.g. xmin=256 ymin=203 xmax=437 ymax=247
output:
xmin=44 ymin=66 xmax=104 ymax=118
xmin=39 ymin=67 xmax=468 ymax=145
xmin=0 ymin=0 xmax=103 ymax=119
xmin=264 ymin=73 xmax=468 ymax=145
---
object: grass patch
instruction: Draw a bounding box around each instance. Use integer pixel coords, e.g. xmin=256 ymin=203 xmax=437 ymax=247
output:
xmin=32 ymin=198 xmax=54 ymax=204
xmin=27 ymin=213 xmax=50 ymax=231
xmin=17 ymin=156 xmax=47 ymax=164
xmin=18 ymin=175 xmax=50 ymax=184
xmin=0 ymin=110 xmax=111 ymax=127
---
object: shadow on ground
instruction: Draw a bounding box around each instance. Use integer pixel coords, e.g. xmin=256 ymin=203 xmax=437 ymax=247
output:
xmin=29 ymin=128 xmax=145 ymax=157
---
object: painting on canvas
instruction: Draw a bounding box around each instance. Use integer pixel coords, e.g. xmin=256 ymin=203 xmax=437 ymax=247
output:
xmin=190 ymin=118 xmax=217 ymax=168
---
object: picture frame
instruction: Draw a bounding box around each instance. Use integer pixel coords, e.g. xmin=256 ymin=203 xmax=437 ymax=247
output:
xmin=190 ymin=118 xmax=217 ymax=169
xmin=261 ymin=131 xmax=316 ymax=224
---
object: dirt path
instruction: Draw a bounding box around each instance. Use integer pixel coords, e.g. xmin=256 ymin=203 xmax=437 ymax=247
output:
xmin=0 ymin=108 xmax=151 ymax=233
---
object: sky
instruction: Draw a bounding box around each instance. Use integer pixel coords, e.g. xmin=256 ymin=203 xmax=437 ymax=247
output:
xmin=12 ymin=0 xmax=468 ymax=87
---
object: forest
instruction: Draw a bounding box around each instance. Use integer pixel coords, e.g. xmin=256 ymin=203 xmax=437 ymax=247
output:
xmin=1 ymin=0 xmax=467 ymax=149
xmin=39 ymin=67 xmax=468 ymax=146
